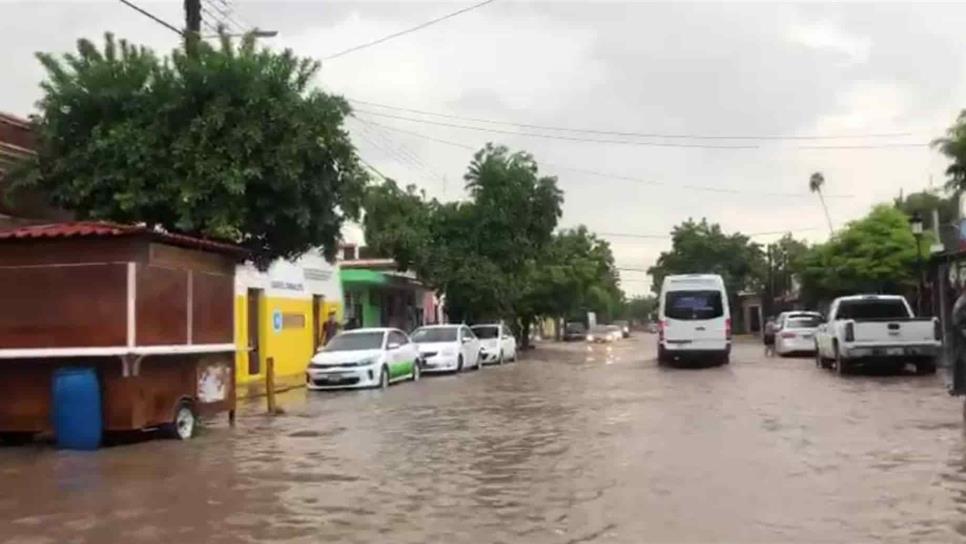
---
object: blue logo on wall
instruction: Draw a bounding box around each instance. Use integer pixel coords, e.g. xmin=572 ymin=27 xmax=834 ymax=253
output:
xmin=272 ymin=310 xmax=283 ymax=333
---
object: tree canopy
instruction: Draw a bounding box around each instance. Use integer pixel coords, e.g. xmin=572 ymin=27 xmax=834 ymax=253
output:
xmin=797 ymin=204 xmax=923 ymax=300
xmin=647 ymin=218 xmax=765 ymax=302
xmin=13 ymin=32 xmax=366 ymax=266
xmin=362 ymin=144 xmax=621 ymax=345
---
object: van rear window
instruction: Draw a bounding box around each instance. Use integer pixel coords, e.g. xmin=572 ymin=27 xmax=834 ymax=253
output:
xmin=665 ymin=290 xmax=724 ymax=320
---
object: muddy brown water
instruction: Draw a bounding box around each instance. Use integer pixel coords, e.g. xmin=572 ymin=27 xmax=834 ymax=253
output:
xmin=2 ymin=336 xmax=966 ymax=543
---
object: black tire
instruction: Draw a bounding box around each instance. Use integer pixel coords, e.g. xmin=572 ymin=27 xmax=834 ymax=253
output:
xmin=916 ymin=359 xmax=937 ymax=375
xmin=379 ymin=366 xmax=390 ymax=389
xmin=412 ymin=360 xmax=421 ymax=381
xmin=165 ymin=401 xmax=196 ymax=441
xmin=835 ymin=344 xmax=849 ymax=376
xmin=657 ymin=344 xmax=669 ymax=365
xmin=456 ymin=355 xmax=464 ymax=372
xmin=720 ymin=351 xmax=730 ymax=365
xmin=0 ymin=432 xmax=34 ymax=446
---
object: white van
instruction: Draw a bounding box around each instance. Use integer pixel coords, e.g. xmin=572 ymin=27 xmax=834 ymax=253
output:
xmin=657 ymin=274 xmax=731 ymax=365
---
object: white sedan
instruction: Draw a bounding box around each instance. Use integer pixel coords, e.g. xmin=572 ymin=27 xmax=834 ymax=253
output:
xmin=774 ymin=313 xmax=823 ymax=356
xmin=471 ymin=323 xmax=517 ymax=365
xmin=412 ymin=324 xmax=482 ymax=373
xmin=306 ymin=328 xmax=420 ymax=390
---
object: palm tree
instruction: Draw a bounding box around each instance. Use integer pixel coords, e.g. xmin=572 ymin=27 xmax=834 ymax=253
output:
xmin=809 ymin=172 xmax=834 ymax=235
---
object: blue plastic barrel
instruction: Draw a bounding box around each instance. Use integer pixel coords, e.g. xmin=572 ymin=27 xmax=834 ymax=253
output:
xmin=52 ymin=368 xmax=102 ymax=450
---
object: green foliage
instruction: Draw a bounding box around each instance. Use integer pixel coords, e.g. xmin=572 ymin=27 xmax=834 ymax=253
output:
xmin=797 ymin=205 xmax=924 ymax=300
xmin=934 ymin=111 xmax=966 ymax=190
xmin=15 ymin=32 xmax=366 ymax=266
xmin=894 ymin=189 xmax=958 ymax=232
xmin=363 ymin=144 xmax=622 ymax=344
xmin=647 ymin=219 xmax=765 ymax=303
xmin=622 ymin=295 xmax=658 ymax=322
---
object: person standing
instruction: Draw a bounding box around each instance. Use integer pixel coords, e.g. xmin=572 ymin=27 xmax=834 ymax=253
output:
xmin=322 ymin=311 xmax=341 ymax=346
xmin=763 ymin=317 xmax=777 ymax=357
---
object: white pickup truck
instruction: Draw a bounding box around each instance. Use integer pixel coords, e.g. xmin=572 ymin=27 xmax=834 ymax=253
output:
xmin=814 ymin=294 xmax=941 ymax=375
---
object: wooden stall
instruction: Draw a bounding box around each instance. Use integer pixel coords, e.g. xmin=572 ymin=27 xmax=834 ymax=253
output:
xmin=0 ymin=221 xmax=245 ymax=441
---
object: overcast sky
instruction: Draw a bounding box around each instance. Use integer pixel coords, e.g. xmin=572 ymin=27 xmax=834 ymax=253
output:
xmin=1 ymin=1 xmax=961 ymax=295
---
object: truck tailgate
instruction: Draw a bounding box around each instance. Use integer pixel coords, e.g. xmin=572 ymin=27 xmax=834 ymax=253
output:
xmin=853 ymin=320 xmax=936 ymax=344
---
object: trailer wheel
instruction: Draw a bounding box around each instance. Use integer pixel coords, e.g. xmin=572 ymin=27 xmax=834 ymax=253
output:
xmin=165 ymin=400 xmax=196 ymax=440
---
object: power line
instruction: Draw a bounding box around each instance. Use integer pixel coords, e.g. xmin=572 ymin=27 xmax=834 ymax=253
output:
xmin=354 ymin=117 xmax=855 ymax=198
xmin=353 ymin=109 xmax=759 ymax=149
xmin=201 ymin=0 xmax=248 ymax=33
xmin=598 ymin=228 xmax=821 ymax=240
xmin=118 ymin=0 xmax=183 ymax=35
xmin=324 ymin=0 xmax=497 ymax=60
xmin=349 ymin=97 xmax=916 ymax=142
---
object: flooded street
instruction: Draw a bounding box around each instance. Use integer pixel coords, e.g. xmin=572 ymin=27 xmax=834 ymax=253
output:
xmin=3 ymin=334 xmax=966 ymax=543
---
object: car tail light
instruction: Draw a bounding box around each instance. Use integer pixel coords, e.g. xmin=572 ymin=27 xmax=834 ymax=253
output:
xmin=780 ymin=331 xmax=796 ymax=339
xmin=659 ymin=320 xmax=666 ymax=342
xmin=935 ymin=320 xmax=942 ymax=341
xmin=725 ymin=318 xmax=732 ymax=340
xmin=845 ymin=322 xmax=855 ymax=342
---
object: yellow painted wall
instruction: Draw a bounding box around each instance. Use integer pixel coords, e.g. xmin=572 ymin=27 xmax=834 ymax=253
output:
xmin=234 ymin=294 xmax=343 ymax=391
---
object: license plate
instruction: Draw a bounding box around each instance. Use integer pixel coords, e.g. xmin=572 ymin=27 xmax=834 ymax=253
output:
xmin=801 ymin=334 xmax=813 ymax=339
xmin=323 ymin=373 xmax=350 ymax=380
xmin=886 ymin=347 xmax=904 ymax=356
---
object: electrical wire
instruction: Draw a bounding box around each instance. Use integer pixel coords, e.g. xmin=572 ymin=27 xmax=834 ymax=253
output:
xmin=202 ymin=0 xmax=248 ymax=33
xmin=117 ymin=0 xmax=183 ymax=35
xmin=324 ymin=0 xmax=497 ymax=60
xmin=349 ymin=97 xmax=915 ymax=142
xmin=353 ymin=109 xmax=759 ymax=149
xmin=353 ymin=117 xmax=855 ymax=198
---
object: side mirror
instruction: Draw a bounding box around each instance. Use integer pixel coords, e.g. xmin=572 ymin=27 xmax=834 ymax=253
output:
xmin=461 ymin=337 xmax=471 ymax=344
xmin=387 ymin=342 xmax=401 ymax=350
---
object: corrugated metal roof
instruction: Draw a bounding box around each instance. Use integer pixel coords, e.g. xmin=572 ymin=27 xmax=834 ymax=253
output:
xmin=0 ymin=220 xmax=245 ymax=256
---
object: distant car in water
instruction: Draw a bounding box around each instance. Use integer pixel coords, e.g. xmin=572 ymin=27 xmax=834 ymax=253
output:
xmin=613 ymin=320 xmax=631 ymax=338
xmin=471 ymin=323 xmax=517 ymax=365
xmin=411 ymin=324 xmax=482 ymax=373
xmin=774 ymin=312 xmax=823 ymax=356
xmin=564 ymin=322 xmax=587 ymax=341
xmin=306 ymin=328 xmax=420 ymax=390
xmin=587 ymin=325 xmax=622 ymax=343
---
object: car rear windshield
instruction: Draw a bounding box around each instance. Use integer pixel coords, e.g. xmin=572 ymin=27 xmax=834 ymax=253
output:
xmin=325 ymin=332 xmax=384 ymax=351
xmin=836 ymin=300 xmax=909 ymax=320
xmin=664 ymin=290 xmax=724 ymax=320
xmin=785 ymin=316 xmax=822 ymax=329
xmin=471 ymin=326 xmax=499 ymax=339
xmin=411 ymin=328 xmax=458 ymax=342
xmin=566 ymin=323 xmax=586 ymax=332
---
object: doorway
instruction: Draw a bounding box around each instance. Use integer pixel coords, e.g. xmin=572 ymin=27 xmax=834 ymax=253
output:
xmin=312 ymin=294 xmax=324 ymax=352
xmin=247 ymin=288 xmax=262 ymax=375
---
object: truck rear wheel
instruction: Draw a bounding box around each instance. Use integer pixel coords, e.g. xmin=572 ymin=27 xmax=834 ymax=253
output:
xmin=916 ymin=359 xmax=937 ymax=375
xmin=657 ymin=345 xmax=669 ymax=365
xmin=835 ymin=345 xmax=850 ymax=376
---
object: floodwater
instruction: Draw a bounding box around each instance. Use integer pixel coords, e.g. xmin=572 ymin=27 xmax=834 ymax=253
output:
xmin=3 ymin=335 xmax=966 ymax=543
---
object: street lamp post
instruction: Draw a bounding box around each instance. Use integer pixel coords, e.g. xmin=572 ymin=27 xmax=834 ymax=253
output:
xmin=910 ymin=212 xmax=926 ymax=315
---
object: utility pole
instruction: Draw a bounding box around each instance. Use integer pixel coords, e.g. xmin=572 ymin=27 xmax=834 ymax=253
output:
xmin=184 ymin=0 xmax=201 ymax=54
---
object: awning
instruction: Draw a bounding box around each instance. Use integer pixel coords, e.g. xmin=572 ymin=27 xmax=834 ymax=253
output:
xmin=340 ymin=268 xmax=388 ymax=285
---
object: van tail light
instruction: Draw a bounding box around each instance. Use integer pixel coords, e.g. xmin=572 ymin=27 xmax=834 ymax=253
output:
xmin=659 ymin=320 xmax=666 ymax=342
xmin=780 ymin=331 xmax=796 ymax=339
xmin=725 ymin=318 xmax=732 ymax=340
xmin=845 ymin=322 xmax=855 ymax=342
xmin=935 ymin=320 xmax=942 ymax=341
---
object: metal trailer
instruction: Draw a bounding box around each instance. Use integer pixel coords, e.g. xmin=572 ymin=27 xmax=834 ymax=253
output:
xmin=0 ymin=222 xmax=244 ymax=443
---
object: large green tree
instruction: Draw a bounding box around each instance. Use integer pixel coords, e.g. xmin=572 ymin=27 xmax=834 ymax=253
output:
xmin=797 ymin=204 xmax=923 ymax=301
xmin=12 ymin=33 xmax=366 ymax=266
xmin=647 ymin=219 xmax=765 ymax=306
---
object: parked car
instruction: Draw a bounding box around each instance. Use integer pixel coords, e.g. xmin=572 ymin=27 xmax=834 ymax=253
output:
xmin=613 ymin=320 xmax=631 ymax=338
xmin=411 ymin=324 xmax=482 ymax=373
xmin=646 ymin=322 xmax=659 ymax=334
xmin=563 ymin=322 xmax=587 ymax=341
xmin=814 ymin=295 xmax=941 ymax=374
xmin=306 ymin=328 xmax=420 ymax=390
xmin=587 ymin=325 xmax=621 ymax=343
xmin=471 ymin=323 xmax=517 ymax=365
xmin=774 ymin=312 xmax=823 ymax=356
xmin=657 ymin=274 xmax=731 ymax=365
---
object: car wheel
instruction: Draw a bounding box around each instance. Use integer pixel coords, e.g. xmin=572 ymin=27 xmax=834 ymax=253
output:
xmin=412 ymin=360 xmax=421 ymax=381
xmin=380 ymin=366 xmax=390 ymax=389
xmin=916 ymin=359 xmax=937 ymax=375
xmin=835 ymin=345 xmax=848 ymax=376
xmin=165 ymin=401 xmax=196 ymax=440
xmin=457 ymin=355 xmax=464 ymax=372
xmin=657 ymin=344 xmax=669 ymax=365
xmin=814 ymin=346 xmax=823 ymax=368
